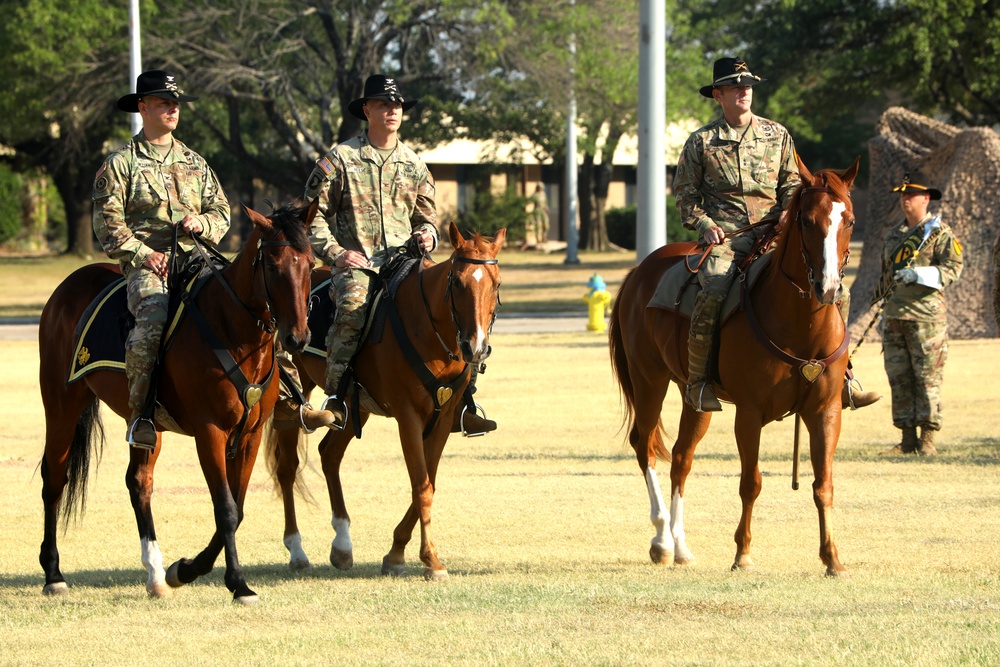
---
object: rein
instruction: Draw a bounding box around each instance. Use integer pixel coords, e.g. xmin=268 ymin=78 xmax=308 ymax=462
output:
xmin=418 ymin=254 xmax=500 ymax=362
xmin=740 ymin=184 xmax=850 ymax=417
xmin=184 ymin=233 xmax=293 ymax=458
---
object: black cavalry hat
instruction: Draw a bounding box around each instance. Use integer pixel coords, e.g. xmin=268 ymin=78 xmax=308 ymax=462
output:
xmin=347 ymin=74 xmax=418 ymax=121
xmin=699 ymin=58 xmax=764 ymax=98
xmin=117 ymin=70 xmax=198 ymax=113
xmin=892 ymin=172 xmax=942 ymax=200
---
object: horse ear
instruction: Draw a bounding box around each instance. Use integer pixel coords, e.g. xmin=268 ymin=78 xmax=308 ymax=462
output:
xmin=796 ymin=152 xmax=815 ymax=185
xmin=490 ymin=228 xmax=507 ymax=254
xmin=241 ymin=202 xmax=273 ymax=233
xmin=449 ymin=221 xmax=465 ymax=249
xmin=303 ymin=198 xmax=320 ymax=225
xmin=840 ymin=156 xmax=861 ymax=189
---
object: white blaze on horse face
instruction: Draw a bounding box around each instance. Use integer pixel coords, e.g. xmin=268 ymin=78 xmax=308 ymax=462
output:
xmin=820 ymin=201 xmax=847 ymax=299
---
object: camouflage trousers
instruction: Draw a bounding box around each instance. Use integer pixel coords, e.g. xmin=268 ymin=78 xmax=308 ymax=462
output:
xmin=882 ymin=317 xmax=948 ymax=431
xmin=124 ymin=264 xmax=171 ymax=414
xmin=325 ymin=267 xmax=375 ymax=396
xmin=276 ymin=347 xmax=302 ymax=401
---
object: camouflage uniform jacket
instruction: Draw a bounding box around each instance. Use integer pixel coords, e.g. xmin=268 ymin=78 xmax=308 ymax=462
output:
xmin=304 ymin=132 xmax=438 ymax=268
xmin=92 ymin=132 xmax=231 ymax=272
xmin=882 ymin=213 xmax=963 ymax=322
xmin=674 ymin=114 xmax=800 ymax=237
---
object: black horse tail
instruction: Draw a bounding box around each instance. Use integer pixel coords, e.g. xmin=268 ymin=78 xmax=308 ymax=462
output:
xmin=58 ymin=396 xmax=105 ymax=529
xmin=608 ymin=266 xmax=670 ymax=463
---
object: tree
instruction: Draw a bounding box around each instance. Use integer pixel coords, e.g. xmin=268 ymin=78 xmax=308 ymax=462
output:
xmin=0 ymin=0 xmax=137 ymax=255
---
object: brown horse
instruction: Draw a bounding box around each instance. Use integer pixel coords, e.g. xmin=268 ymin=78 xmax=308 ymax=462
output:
xmin=608 ymin=156 xmax=859 ymax=576
xmin=38 ymin=201 xmax=317 ymax=603
xmin=266 ymin=222 xmax=504 ymax=580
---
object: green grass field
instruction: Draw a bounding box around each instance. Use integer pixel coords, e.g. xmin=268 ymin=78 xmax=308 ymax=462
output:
xmin=1 ymin=250 xmax=998 ymax=666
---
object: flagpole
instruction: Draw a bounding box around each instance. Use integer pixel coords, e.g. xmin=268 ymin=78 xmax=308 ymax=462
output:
xmin=129 ymin=0 xmax=143 ymax=135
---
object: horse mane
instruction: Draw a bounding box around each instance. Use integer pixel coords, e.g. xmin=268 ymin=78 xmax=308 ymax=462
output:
xmin=266 ymin=202 xmax=313 ymax=255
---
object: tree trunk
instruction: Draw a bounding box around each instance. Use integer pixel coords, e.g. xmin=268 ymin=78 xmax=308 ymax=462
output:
xmin=578 ymin=153 xmax=595 ymax=250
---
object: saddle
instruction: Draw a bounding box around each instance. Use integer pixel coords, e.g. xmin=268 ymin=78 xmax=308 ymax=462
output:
xmin=646 ymin=244 xmax=773 ymax=323
xmin=67 ymin=258 xmax=218 ymax=384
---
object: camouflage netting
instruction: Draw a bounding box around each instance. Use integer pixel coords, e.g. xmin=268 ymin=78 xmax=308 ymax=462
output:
xmin=848 ymin=106 xmax=1000 ymax=342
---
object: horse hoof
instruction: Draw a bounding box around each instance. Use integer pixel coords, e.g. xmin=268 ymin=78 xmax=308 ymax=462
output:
xmin=381 ymin=555 xmax=407 ymax=577
xmin=674 ymin=553 xmax=695 ymax=566
xmin=43 ymin=582 xmax=69 ymax=596
xmin=330 ymin=547 xmax=353 ymax=571
xmin=165 ymin=561 xmax=185 ymax=588
xmin=423 ymin=568 xmax=449 ymax=582
xmin=825 ymin=566 xmax=848 ymax=578
xmin=234 ymin=594 xmax=260 ymax=606
xmin=146 ymin=582 xmax=173 ymax=599
xmin=649 ymin=544 xmax=673 ymax=565
xmin=289 ymin=557 xmax=312 ymax=572
xmin=731 ymin=560 xmax=756 ymax=573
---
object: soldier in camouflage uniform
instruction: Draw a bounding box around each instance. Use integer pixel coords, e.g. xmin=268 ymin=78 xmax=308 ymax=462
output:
xmin=93 ymin=70 xmax=230 ymax=449
xmin=303 ymin=74 xmax=496 ymax=435
xmin=879 ymin=174 xmax=963 ymax=456
xmin=674 ymin=57 xmax=880 ymax=413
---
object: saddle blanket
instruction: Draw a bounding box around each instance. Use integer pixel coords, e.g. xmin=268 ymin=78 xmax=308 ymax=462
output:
xmin=647 ymin=251 xmax=772 ymax=322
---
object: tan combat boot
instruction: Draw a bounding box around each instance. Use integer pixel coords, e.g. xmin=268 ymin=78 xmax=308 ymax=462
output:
xmin=842 ymin=377 xmax=881 ymax=410
xmin=452 ymin=406 xmax=497 ymax=436
xmin=127 ymin=412 xmax=158 ymax=450
xmin=917 ymin=427 xmax=937 ymax=456
xmin=881 ymin=426 xmax=918 ymax=455
xmin=685 ymin=333 xmax=721 ymax=412
xmin=272 ymin=397 xmax=337 ymax=432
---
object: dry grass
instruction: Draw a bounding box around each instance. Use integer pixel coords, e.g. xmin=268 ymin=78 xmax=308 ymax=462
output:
xmin=2 ymin=330 xmax=999 ymax=665
xmin=2 ymin=245 xmax=997 ymax=665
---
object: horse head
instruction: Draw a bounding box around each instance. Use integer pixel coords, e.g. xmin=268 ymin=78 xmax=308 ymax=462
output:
xmin=789 ymin=155 xmax=860 ymax=305
xmin=240 ymin=200 xmax=317 ymax=354
xmin=446 ymin=221 xmax=505 ymax=364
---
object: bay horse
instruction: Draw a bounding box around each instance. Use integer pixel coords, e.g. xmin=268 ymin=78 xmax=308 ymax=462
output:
xmin=266 ymin=222 xmax=504 ymax=580
xmin=38 ymin=201 xmax=317 ymax=603
xmin=608 ymin=156 xmax=859 ymax=576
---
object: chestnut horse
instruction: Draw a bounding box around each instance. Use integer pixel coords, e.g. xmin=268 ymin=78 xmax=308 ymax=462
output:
xmin=266 ymin=223 xmax=504 ymax=580
xmin=608 ymin=156 xmax=859 ymax=576
xmin=38 ymin=201 xmax=316 ymax=603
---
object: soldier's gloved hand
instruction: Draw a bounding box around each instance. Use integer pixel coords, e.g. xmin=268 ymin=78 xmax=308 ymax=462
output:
xmin=894 ymin=268 xmax=918 ymax=285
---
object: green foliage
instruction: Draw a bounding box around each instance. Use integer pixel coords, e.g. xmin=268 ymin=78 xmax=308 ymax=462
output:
xmin=455 ymin=186 xmax=528 ymax=241
xmin=0 ymin=164 xmax=24 ymax=245
xmin=605 ymin=197 xmax=695 ymax=250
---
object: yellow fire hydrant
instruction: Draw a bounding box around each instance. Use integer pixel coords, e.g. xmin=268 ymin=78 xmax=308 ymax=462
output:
xmin=583 ymin=273 xmax=612 ymax=332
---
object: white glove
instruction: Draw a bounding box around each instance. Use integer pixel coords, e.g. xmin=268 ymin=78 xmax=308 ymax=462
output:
xmin=894 ymin=268 xmax=918 ymax=285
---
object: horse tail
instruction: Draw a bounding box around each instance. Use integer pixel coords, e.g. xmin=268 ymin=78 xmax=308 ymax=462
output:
xmin=608 ymin=267 xmax=671 ymax=463
xmin=59 ymin=396 xmax=105 ymax=528
xmin=262 ymin=420 xmax=315 ymax=503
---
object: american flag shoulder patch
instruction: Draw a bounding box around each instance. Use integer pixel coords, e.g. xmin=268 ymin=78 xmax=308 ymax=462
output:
xmin=317 ymin=157 xmax=335 ymax=175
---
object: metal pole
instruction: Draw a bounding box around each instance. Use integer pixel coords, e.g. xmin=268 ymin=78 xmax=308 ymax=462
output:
xmin=636 ymin=0 xmax=666 ymax=260
xmin=564 ymin=2 xmax=580 ymax=265
xmin=129 ymin=0 xmax=143 ymax=135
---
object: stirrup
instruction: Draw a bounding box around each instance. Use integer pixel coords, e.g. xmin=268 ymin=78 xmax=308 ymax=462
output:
xmin=844 ymin=377 xmax=880 ymax=411
xmin=320 ymin=395 xmax=348 ymax=431
xmin=458 ymin=403 xmax=491 ymax=438
xmin=127 ymin=417 xmax=157 ymax=450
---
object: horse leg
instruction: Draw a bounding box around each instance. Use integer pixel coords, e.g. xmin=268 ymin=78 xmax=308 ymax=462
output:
xmin=414 ymin=425 xmax=451 ymax=581
xmin=669 ymin=401 xmax=713 ymax=565
xmin=39 ymin=388 xmax=99 ymax=596
xmin=166 ymin=431 xmax=257 ymax=604
xmin=271 ymin=427 xmax=312 ymax=571
xmin=731 ymin=409 xmax=764 ymax=572
xmin=382 ymin=417 xmax=443 ymax=578
xmin=124 ymin=440 xmax=171 ymax=598
xmin=627 ymin=372 xmax=673 ymax=564
xmin=804 ymin=409 xmax=847 ymax=576
xmin=319 ymin=420 xmax=365 ymax=571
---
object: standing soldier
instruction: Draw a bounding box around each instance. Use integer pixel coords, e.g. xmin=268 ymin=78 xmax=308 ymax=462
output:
xmin=304 ymin=74 xmax=496 ymax=435
xmin=93 ymin=70 xmax=230 ymax=448
xmin=674 ymin=57 xmax=879 ymax=412
xmin=880 ymin=173 xmax=963 ymax=456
